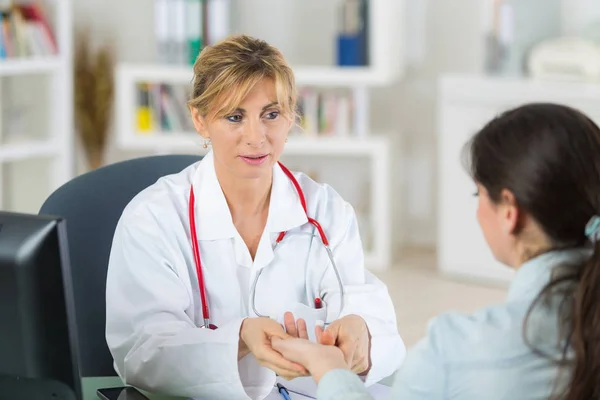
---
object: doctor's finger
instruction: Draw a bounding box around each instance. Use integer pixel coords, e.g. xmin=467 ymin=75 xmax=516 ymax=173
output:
xmin=351 ymin=355 xmax=370 ymax=374
xmin=316 ymin=327 xmax=336 ymax=346
xmin=257 ymin=346 xmax=307 ymax=374
xmin=259 ymin=353 xmax=306 ymax=375
xmin=266 ymin=362 xmax=307 ymax=380
xmin=270 ymin=365 xmax=308 ymax=381
xmin=339 ymin=342 xmax=356 ymax=367
xmin=283 ymin=312 xmax=298 ymax=337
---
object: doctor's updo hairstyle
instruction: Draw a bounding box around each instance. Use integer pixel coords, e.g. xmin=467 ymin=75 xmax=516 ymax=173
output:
xmin=187 ymin=34 xmax=297 ymax=121
xmin=464 ymin=103 xmax=600 ymax=400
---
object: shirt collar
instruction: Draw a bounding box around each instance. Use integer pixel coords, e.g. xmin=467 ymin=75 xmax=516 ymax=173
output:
xmin=190 ymin=151 xmax=308 ymax=241
xmin=265 ymin=161 xmax=309 ymax=233
xmin=507 ymin=248 xmax=592 ymax=302
xmin=191 ymin=151 xmax=236 ymax=240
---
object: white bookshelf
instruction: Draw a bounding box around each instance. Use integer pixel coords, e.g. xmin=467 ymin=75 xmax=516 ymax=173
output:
xmin=0 ymin=140 xmax=57 ymax=162
xmin=0 ymin=0 xmax=73 ymax=212
xmin=113 ymin=0 xmax=403 ymax=270
xmin=0 ymin=57 xmax=62 ymax=75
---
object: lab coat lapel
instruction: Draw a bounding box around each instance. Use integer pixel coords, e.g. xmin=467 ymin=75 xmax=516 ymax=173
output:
xmin=191 ymin=151 xmax=237 ymax=241
xmin=267 ymin=162 xmax=309 ymax=232
xmin=253 ymin=163 xmax=308 ymax=270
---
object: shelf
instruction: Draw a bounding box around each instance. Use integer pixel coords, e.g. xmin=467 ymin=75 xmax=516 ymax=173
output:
xmin=440 ymin=73 xmax=600 ymax=105
xmin=117 ymin=133 xmax=389 ymax=156
xmin=0 ymin=57 xmax=62 ymax=76
xmin=294 ymin=66 xmax=389 ymax=87
xmin=0 ymin=141 xmax=58 ymax=162
xmin=118 ymin=133 xmax=202 ymax=152
xmin=117 ymin=63 xmax=389 ymax=87
xmin=285 ymin=135 xmax=388 ymax=155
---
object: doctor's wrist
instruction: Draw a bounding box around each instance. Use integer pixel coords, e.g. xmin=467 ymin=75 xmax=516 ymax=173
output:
xmin=238 ymin=319 xmax=251 ymax=360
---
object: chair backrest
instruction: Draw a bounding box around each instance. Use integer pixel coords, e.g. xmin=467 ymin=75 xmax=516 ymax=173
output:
xmin=39 ymin=154 xmax=202 ymax=377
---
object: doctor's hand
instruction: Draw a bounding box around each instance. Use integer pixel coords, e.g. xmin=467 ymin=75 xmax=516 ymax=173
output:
xmin=271 ymin=336 xmax=347 ymax=384
xmin=317 ymin=314 xmax=372 ymax=376
xmin=239 ymin=317 xmax=308 ymax=380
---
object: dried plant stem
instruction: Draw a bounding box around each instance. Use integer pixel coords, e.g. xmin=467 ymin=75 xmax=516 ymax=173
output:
xmin=73 ymin=29 xmax=114 ymax=170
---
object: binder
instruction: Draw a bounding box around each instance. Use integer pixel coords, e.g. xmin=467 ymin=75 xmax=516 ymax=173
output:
xmin=173 ymin=0 xmax=187 ymax=64
xmin=186 ymin=0 xmax=203 ymax=64
xmin=136 ymin=83 xmax=154 ymax=133
xmin=154 ymin=0 xmax=170 ymax=63
xmin=206 ymin=0 xmax=230 ymax=45
xmin=336 ymin=0 xmax=368 ymax=66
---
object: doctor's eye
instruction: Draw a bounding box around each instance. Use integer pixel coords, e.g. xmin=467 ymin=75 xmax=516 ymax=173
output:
xmin=264 ymin=111 xmax=280 ymax=120
xmin=226 ymin=114 xmax=243 ymax=123
xmin=472 ymin=190 xmax=479 ymax=197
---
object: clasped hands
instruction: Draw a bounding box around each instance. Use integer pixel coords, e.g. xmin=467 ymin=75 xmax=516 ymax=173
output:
xmin=239 ymin=312 xmax=371 ymax=383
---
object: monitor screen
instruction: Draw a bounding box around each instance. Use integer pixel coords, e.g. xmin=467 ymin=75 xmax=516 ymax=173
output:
xmin=0 ymin=211 xmax=82 ymax=399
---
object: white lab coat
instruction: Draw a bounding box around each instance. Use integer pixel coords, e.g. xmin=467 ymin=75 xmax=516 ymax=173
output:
xmin=105 ymin=151 xmax=406 ymax=400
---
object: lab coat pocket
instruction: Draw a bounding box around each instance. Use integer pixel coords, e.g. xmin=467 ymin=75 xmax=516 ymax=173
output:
xmin=282 ymin=302 xmax=327 ymax=342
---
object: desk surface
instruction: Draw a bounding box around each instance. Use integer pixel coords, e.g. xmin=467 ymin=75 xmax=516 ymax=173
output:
xmin=82 ymin=377 xmax=183 ymax=400
xmin=82 ymin=375 xmax=394 ymax=400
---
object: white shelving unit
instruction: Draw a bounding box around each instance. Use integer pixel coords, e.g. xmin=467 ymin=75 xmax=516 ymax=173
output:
xmin=0 ymin=0 xmax=73 ymax=212
xmin=0 ymin=57 xmax=62 ymax=75
xmin=113 ymin=0 xmax=403 ymax=270
xmin=0 ymin=140 xmax=58 ymax=162
xmin=437 ymin=73 xmax=600 ymax=284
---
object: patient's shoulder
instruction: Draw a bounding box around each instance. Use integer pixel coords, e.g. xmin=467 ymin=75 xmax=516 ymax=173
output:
xmin=423 ymin=302 xmax=534 ymax=365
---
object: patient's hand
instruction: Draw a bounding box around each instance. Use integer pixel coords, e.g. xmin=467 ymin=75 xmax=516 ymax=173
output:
xmin=271 ymin=335 xmax=348 ymax=383
xmin=283 ymin=312 xmax=309 ymax=339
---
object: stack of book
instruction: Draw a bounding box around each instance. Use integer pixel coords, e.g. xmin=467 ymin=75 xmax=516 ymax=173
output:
xmin=294 ymin=88 xmax=355 ymax=137
xmin=0 ymin=1 xmax=57 ymax=59
xmin=154 ymin=0 xmax=230 ymax=66
xmin=135 ymin=82 xmax=195 ymax=134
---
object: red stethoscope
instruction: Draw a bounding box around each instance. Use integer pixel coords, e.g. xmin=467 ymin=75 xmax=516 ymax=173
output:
xmin=188 ymin=161 xmax=345 ymax=329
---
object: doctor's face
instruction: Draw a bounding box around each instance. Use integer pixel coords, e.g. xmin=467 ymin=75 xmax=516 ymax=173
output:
xmin=191 ymin=77 xmax=293 ymax=181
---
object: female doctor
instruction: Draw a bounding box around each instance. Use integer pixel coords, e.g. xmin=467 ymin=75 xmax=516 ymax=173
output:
xmin=105 ymin=34 xmax=405 ymax=400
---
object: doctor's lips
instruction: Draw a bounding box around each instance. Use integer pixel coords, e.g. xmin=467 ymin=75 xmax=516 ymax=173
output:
xmin=239 ymin=153 xmax=269 ymax=165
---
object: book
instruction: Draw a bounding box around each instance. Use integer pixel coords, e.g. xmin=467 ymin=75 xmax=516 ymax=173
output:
xmin=0 ymin=1 xmax=57 ymax=59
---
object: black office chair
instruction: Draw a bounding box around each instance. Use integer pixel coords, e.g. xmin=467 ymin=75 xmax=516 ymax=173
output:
xmin=39 ymin=154 xmax=202 ymax=377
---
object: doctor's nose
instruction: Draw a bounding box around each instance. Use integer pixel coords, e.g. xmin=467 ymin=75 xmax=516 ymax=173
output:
xmin=243 ymin=120 xmax=267 ymax=147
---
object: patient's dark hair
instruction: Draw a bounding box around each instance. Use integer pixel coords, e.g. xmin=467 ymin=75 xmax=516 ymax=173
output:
xmin=464 ymin=103 xmax=600 ymax=400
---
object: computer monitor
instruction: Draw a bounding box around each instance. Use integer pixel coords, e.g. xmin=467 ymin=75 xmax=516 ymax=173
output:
xmin=0 ymin=211 xmax=82 ymax=400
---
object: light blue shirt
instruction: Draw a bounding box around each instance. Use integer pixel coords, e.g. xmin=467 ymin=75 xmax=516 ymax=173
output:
xmin=317 ymin=249 xmax=590 ymax=400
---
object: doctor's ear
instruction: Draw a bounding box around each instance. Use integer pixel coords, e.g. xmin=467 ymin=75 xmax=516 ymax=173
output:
xmin=190 ymin=106 xmax=210 ymax=139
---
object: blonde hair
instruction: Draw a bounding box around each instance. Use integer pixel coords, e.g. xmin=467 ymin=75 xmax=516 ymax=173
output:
xmin=187 ymin=34 xmax=297 ymax=121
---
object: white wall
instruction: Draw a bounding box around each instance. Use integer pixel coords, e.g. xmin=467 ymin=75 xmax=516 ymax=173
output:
xmin=372 ymin=0 xmax=485 ymax=249
xmin=561 ymin=0 xmax=600 ymax=36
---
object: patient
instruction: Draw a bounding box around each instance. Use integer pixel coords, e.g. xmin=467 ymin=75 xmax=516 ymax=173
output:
xmin=272 ymin=103 xmax=600 ymax=399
